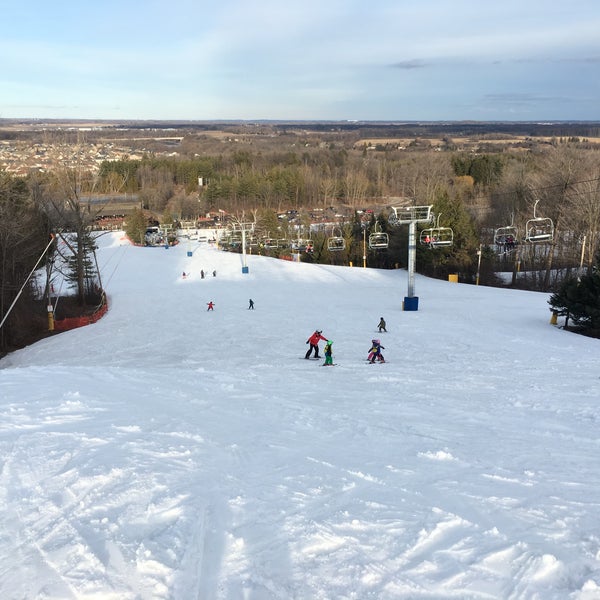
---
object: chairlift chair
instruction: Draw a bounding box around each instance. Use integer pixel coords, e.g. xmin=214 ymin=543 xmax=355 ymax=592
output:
xmin=494 ymin=225 xmax=518 ymax=245
xmin=420 ymin=214 xmax=453 ymax=248
xmin=430 ymin=227 xmax=453 ymax=248
xmin=524 ymin=200 xmax=554 ymax=243
xmin=368 ymin=223 xmax=389 ymax=249
xmin=292 ymin=238 xmax=313 ymax=252
xmin=327 ymin=228 xmax=345 ymax=251
xmin=368 ymin=232 xmax=389 ymax=249
xmin=494 ymin=225 xmax=518 ymax=253
xmin=525 ymin=218 xmax=554 ymax=243
xmin=327 ymin=236 xmax=346 ymax=251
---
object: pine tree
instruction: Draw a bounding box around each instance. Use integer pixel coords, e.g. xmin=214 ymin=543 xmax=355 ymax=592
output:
xmin=63 ymin=229 xmax=101 ymax=303
xmin=125 ymin=208 xmax=148 ymax=245
xmin=549 ymin=254 xmax=600 ymax=333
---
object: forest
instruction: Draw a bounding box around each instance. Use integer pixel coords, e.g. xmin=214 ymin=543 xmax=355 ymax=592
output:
xmin=1 ymin=120 xmax=600 ymax=353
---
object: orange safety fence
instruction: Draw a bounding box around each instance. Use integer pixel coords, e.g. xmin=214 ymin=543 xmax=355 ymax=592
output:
xmin=53 ymin=298 xmax=109 ymax=332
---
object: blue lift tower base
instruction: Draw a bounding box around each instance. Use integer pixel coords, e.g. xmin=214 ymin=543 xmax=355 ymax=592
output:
xmin=403 ymin=296 xmax=419 ymax=311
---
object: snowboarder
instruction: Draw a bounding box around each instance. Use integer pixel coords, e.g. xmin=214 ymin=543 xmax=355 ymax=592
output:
xmin=212 ymin=270 xmax=217 ymax=277
xmin=323 ymin=340 xmax=334 ymax=366
xmin=201 ymin=269 xmax=205 ymax=279
xmin=378 ymin=317 xmax=387 ymax=332
xmin=368 ymin=339 xmax=385 ymax=363
xmin=207 ymin=301 xmax=215 ymax=311
xmin=305 ymin=330 xmax=328 ymax=359
xmin=248 ymin=299 xmax=255 ymax=309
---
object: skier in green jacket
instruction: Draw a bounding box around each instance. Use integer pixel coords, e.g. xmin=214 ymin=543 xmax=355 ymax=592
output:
xmin=323 ymin=340 xmax=334 ymax=366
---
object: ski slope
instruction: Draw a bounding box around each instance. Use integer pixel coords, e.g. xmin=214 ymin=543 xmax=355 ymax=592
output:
xmin=1 ymin=231 xmax=600 ymax=599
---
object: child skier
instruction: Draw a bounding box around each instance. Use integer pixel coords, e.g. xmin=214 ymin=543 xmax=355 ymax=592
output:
xmin=323 ymin=340 xmax=334 ymax=366
xmin=368 ymin=339 xmax=385 ymax=363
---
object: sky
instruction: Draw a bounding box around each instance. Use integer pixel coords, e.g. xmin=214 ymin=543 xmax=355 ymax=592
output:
xmin=1 ymin=0 xmax=600 ymax=122
xmin=1 ymin=231 xmax=600 ymax=598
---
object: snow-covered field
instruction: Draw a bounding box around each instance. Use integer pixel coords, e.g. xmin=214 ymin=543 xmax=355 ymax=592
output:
xmin=1 ymin=231 xmax=600 ymax=599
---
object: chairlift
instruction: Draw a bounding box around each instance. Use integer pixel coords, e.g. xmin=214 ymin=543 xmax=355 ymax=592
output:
xmin=420 ymin=214 xmax=453 ymax=248
xmin=369 ymin=232 xmax=389 ymax=249
xmin=525 ymin=220 xmax=554 ymax=243
xmin=368 ymin=223 xmax=389 ymax=249
xmin=494 ymin=225 xmax=518 ymax=253
xmin=327 ymin=228 xmax=345 ymax=251
xmin=291 ymin=238 xmax=314 ymax=252
xmin=525 ymin=200 xmax=554 ymax=243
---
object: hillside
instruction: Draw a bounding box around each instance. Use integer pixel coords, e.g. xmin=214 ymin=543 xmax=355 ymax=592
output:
xmin=1 ymin=232 xmax=599 ymax=599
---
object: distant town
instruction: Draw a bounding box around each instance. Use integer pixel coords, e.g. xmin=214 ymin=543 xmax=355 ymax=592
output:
xmin=2 ymin=118 xmax=600 ymax=177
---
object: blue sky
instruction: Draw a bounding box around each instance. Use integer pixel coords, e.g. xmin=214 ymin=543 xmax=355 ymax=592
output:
xmin=1 ymin=0 xmax=599 ymax=121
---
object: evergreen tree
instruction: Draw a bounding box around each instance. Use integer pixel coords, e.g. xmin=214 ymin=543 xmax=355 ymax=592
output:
xmin=62 ymin=229 xmax=101 ymax=302
xmin=125 ymin=208 xmax=147 ymax=245
xmin=549 ymin=254 xmax=600 ymax=332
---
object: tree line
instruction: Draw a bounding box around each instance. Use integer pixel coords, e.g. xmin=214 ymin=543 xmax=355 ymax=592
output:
xmin=2 ymin=139 xmax=600 ymax=353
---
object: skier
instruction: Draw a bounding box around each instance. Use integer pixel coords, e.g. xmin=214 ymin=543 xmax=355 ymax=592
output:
xmin=368 ymin=339 xmax=385 ymax=363
xmin=323 ymin=340 xmax=334 ymax=366
xmin=207 ymin=301 xmax=215 ymax=311
xmin=305 ymin=330 xmax=328 ymax=359
xmin=378 ymin=317 xmax=387 ymax=332
xmin=248 ymin=299 xmax=255 ymax=309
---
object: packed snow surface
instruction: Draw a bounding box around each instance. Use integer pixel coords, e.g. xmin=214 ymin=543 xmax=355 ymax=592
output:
xmin=1 ymin=232 xmax=600 ymax=599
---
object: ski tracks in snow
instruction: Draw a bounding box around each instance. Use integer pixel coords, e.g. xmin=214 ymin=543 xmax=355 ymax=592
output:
xmin=0 ymin=367 xmax=230 ymax=599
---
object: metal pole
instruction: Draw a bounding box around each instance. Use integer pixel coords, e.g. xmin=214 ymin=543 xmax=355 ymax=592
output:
xmin=363 ymin=228 xmax=366 ymax=268
xmin=407 ymin=221 xmax=416 ymax=297
xmin=579 ymin=234 xmax=586 ymax=272
xmin=242 ymin=227 xmax=247 ymax=269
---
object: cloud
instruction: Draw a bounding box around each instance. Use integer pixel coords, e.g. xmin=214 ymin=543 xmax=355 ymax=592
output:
xmin=390 ymin=59 xmax=429 ymax=70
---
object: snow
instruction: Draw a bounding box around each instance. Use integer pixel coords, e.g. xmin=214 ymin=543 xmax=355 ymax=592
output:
xmin=1 ymin=231 xmax=600 ymax=599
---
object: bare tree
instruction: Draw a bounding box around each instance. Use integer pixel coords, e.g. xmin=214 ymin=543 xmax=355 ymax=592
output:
xmin=343 ymin=167 xmax=369 ymax=209
xmin=560 ymin=156 xmax=600 ymax=272
xmin=35 ymin=169 xmax=102 ymax=305
xmin=529 ymin=146 xmax=589 ymax=289
xmin=0 ymin=173 xmax=49 ymax=351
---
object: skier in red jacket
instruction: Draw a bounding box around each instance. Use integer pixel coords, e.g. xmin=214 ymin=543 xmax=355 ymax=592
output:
xmin=305 ymin=330 xmax=328 ymax=359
